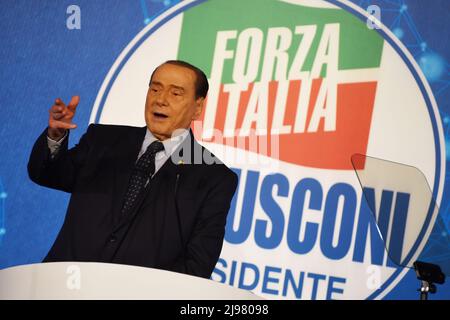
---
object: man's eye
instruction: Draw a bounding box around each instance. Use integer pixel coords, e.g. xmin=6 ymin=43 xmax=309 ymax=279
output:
xmin=172 ymin=91 xmax=182 ymax=96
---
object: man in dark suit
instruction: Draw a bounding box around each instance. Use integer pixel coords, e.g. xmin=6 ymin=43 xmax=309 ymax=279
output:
xmin=28 ymin=60 xmax=238 ymax=279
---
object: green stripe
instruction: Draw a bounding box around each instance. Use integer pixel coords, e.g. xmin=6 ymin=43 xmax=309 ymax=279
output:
xmin=178 ymin=0 xmax=383 ymax=82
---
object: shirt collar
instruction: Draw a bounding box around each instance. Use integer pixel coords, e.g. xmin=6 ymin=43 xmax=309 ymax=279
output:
xmin=143 ymin=128 xmax=189 ymax=158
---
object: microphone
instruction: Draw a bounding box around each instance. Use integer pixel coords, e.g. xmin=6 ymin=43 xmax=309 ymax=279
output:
xmin=174 ymin=160 xmax=186 ymax=248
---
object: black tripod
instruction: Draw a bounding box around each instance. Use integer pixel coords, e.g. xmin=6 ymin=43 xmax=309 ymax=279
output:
xmin=413 ymin=261 xmax=445 ymax=300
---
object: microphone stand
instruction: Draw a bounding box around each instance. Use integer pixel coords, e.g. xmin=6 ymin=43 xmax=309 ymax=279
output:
xmin=174 ymin=164 xmax=185 ymax=249
xmin=413 ymin=261 xmax=445 ymax=300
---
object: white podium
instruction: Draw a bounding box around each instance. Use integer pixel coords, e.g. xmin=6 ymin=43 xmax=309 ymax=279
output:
xmin=0 ymin=262 xmax=262 ymax=300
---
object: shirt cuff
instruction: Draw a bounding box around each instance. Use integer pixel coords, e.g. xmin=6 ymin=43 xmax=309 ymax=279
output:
xmin=47 ymin=131 xmax=67 ymax=157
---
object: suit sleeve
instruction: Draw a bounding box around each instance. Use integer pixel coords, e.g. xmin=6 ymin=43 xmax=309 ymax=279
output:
xmin=27 ymin=125 xmax=95 ymax=193
xmin=169 ymin=168 xmax=238 ymax=279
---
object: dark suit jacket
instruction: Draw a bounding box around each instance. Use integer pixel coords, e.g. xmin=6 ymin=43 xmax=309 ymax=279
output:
xmin=27 ymin=124 xmax=238 ymax=279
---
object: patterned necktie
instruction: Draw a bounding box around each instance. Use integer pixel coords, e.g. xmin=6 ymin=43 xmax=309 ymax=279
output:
xmin=121 ymin=140 xmax=164 ymax=216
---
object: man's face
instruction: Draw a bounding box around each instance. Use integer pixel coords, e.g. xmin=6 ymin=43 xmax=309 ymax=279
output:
xmin=145 ymin=63 xmax=204 ymax=141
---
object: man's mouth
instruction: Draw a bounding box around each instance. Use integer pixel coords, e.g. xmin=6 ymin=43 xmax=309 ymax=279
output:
xmin=153 ymin=112 xmax=169 ymax=119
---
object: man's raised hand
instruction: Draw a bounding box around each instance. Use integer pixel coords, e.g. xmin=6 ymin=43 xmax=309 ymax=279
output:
xmin=48 ymin=96 xmax=79 ymax=141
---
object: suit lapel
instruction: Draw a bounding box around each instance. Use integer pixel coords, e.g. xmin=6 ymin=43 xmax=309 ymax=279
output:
xmin=137 ymin=140 xmax=183 ymax=213
xmin=138 ymin=129 xmax=198 ymax=211
xmin=112 ymin=129 xmax=200 ymax=232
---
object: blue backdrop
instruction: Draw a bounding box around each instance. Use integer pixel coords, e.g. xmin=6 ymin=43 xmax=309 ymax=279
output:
xmin=0 ymin=0 xmax=449 ymax=299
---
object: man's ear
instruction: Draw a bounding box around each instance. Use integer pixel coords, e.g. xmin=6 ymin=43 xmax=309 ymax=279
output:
xmin=192 ymin=97 xmax=205 ymax=120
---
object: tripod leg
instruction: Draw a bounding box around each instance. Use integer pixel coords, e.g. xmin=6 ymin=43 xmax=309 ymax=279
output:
xmin=420 ymin=291 xmax=428 ymax=300
xmin=419 ymin=280 xmax=430 ymax=300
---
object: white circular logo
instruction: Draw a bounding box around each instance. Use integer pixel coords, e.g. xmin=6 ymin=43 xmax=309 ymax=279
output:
xmin=91 ymin=0 xmax=445 ymax=299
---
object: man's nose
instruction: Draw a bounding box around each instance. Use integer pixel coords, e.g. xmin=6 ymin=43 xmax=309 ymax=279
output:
xmin=155 ymin=90 xmax=169 ymax=105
